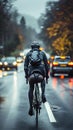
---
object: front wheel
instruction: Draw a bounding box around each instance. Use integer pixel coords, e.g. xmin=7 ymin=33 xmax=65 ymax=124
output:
xmin=35 ymin=84 xmax=40 ymax=128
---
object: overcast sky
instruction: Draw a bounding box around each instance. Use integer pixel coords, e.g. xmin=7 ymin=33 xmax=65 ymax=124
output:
xmin=14 ymin=0 xmax=59 ymax=18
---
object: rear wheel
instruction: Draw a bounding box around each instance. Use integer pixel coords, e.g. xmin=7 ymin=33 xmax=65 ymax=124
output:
xmin=36 ymin=107 xmax=39 ymax=128
xmin=35 ymin=84 xmax=39 ymax=128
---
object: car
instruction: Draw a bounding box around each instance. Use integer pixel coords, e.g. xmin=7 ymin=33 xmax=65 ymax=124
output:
xmin=16 ymin=56 xmax=23 ymax=63
xmin=0 ymin=59 xmax=3 ymax=70
xmin=50 ymin=56 xmax=73 ymax=77
xmin=1 ymin=56 xmax=18 ymax=71
xmin=1 ymin=57 xmax=6 ymax=70
xmin=49 ymin=56 xmax=54 ymax=63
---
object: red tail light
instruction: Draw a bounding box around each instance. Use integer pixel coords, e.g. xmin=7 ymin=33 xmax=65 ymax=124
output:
xmin=60 ymin=75 xmax=64 ymax=79
xmin=53 ymin=62 xmax=58 ymax=66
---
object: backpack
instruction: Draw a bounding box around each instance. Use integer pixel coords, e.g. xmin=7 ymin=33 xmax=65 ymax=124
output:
xmin=30 ymin=50 xmax=41 ymax=66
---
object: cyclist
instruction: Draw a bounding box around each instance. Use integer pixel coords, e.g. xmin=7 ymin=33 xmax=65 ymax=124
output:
xmin=24 ymin=41 xmax=49 ymax=116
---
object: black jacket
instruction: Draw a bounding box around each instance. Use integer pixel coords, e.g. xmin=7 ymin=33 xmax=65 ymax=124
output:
xmin=24 ymin=48 xmax=49 ymax=78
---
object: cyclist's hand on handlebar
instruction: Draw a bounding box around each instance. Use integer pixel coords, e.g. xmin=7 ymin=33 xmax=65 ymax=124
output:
xmin=26 ymin=78 xmax=28 ymax=84
xmin=46 ymin=78 xmax=48 ymax=84
xmin=46 ymin=75 xmax=49 ymax=84
xmin=25 ymin=74 xmax=28 ymax=78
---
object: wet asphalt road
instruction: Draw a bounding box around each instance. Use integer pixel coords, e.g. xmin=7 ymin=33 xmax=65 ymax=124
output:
xmin=0 ymin=63 xmax=73 ymax=130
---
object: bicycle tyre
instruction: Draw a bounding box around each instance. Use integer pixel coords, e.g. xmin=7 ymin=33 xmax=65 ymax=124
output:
xmin=35 ymin=84 xmax=39 ymax=128
xmin=36 ymin=107 xmax=38 ymax=128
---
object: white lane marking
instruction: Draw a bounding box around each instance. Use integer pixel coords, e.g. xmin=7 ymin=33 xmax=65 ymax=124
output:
xmin=39 ymin=84 xmax=57 ymax=123
xmin=44 ymin=102 xmax=57 ymax=123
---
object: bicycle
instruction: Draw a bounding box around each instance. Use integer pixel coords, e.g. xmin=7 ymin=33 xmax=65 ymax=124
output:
xmin=33 ymin=82 xmax=42 ymax=128
xmin=28 ymin=72 xmax=43 ymax=128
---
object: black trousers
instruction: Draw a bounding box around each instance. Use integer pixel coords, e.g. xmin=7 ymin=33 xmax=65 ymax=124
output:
xmin=28 ymin=79 xmax=45 ymax=108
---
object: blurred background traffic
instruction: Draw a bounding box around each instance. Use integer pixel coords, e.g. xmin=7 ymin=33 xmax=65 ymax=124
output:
xmin=0 ymin=0 xmax=73 ymax=77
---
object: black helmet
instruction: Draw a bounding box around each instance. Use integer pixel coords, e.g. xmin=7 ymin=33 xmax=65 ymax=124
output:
xmin=31 ymin=41 xmax=40 ymax=49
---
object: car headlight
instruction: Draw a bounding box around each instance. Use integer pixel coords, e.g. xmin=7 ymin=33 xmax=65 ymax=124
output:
xmin=4 ymin=62 xmax=8 ymax=65
xmin=13 ymin=62 xmax=17 ymax=65
xmin=0 ymin=62 xmax=2 ymax=65
xmin=17 ymin=59 xmax=21 ymax=62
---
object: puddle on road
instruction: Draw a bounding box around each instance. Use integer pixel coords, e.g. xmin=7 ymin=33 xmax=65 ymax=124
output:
xmin=51 ymin=105 xmax=61 ymax=112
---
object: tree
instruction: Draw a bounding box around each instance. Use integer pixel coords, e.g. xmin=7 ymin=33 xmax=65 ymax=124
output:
xmin=47 ymin=0 xmax=73 ymax=56
xmin=38 ymin=1 xmax=59 ymax=51
xmin=0 ymin=0 xmax=17 ymax=55
xmin=0 ymin=0 xmax=14 ymax=38
xmin=39 ymin=0 xmax=73 ymax=56
xmin=20 ymin=16 xmax=26 ymax=29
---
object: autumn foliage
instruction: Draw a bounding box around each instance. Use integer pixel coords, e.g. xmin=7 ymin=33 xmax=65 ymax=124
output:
xmin=39 ymin=0 xmax=73 ymax=57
